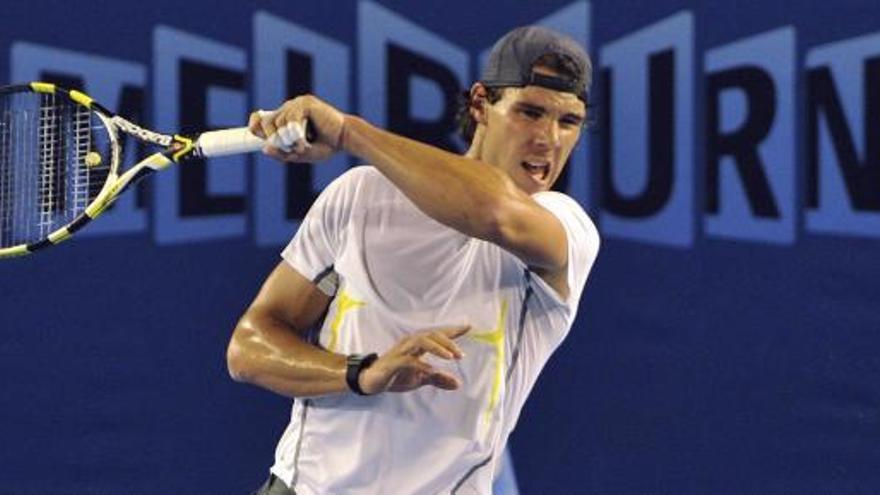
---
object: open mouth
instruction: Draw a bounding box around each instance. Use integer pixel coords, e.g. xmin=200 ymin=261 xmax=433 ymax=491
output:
xmin=521 ymin=161 xmax=550 ymax=182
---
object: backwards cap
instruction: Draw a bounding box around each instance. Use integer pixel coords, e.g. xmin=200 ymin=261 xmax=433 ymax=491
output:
xmin=480 ymin=26 xmax=592 ymax=101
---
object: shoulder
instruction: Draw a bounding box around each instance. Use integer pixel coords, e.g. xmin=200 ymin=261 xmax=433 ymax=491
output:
xmin=529 ymin=191 xmax=600 ymax=307
xmin=531 ymin=191 xmax=600 ymax=249
xmin=530 ymin=190 xmax=588 ymax=217
xmin=327 ymin=165 xmax=396 ymax=196
xmin=338 ymin=165 xmax=388 ymax=186
xmin=311 ymin=165 xmax=394 ymax=207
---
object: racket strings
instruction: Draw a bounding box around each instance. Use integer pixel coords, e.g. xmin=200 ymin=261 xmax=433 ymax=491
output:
xmin=0 ymin=91 xmax=111 ymax=248
xmin=37 ymin=97 xmax=64 ymax=234
xmin=0 ymin=104 xmax=12 ymax=246
xmin=0 ymin=98 xmax=25 ymax=248
xmin=72 ymin=103 xmax=95 ymax=219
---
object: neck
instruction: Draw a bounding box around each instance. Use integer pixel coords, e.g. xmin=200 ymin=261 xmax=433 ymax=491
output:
xmin=465 ymin=126 xmax=484 ymax=160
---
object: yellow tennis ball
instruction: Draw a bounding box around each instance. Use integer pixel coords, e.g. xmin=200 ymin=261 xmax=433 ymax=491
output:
xmin=85 ymin=151 xmax=102 ymax=168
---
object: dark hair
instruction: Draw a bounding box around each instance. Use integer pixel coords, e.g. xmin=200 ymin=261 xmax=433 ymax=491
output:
xmin=455 ymin=52 xmax=588 ymax=145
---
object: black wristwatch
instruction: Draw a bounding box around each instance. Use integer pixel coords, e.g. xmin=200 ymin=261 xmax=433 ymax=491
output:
xmin=346 ymin=353 xmax=379 ymax=396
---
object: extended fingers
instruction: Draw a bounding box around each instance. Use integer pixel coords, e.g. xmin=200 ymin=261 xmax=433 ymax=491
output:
xmin=402 ymin=336 xmax=453 ymax=359
xmin=402 ymin=331 xmax=468 ymax=360
xmin=441 ymin=325 xmax=471 ymax=340
xmin=428 ymin=371 xmax=461 ymax=390
xmin=426 ymin=332 xmax=465 ymax=359
xmin=399 ymin=357 xmax=461 ymax=390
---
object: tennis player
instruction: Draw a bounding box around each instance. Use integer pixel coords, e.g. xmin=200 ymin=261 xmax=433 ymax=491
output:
xmin=228 ymin=26 xmax=600 ymax=495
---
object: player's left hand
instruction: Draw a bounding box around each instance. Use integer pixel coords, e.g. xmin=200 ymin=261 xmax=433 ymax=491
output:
xmin=248 ymin=94 xmax=346 ymax=163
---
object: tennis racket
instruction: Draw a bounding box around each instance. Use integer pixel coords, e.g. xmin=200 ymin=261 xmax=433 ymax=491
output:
xmin=0 ymin=82 xmax=309 ymax=259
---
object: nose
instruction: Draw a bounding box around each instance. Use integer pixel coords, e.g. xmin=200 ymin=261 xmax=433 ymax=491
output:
xmin=534 ymin=117 xmax=560 ymax=150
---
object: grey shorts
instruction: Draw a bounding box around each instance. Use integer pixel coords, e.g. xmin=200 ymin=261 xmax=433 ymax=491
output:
xmin=253 ymin=474 xmax=296 ymax=495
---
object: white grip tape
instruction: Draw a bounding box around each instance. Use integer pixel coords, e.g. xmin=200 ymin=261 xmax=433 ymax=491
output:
xmin=197 ymin=127 xmax=265 ymax=157
xmin=195 ymin=111 xmax=309 ymax=157
xmin=274 ymin=122 xmax=307 ymax=151
xmin=257 ymin=109 xmax=308 ymax=152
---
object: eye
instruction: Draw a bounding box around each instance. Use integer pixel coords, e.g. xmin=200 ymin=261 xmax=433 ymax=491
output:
xmin=560 ymin=116 xmax=584 ymax=129
xmin=518 ymin=108 xmax=542 ymax=120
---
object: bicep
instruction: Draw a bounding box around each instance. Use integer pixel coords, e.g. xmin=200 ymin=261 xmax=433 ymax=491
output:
xmin=247 ymin=261 xmax=332 ymax=335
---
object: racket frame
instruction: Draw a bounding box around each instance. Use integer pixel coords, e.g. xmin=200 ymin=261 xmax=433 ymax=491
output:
xmin=0 ymin=82 xmax=198 ymax=258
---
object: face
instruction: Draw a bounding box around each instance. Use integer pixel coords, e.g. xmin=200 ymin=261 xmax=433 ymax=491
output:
xmin=471 ymin=69 xmax=586 ymax=194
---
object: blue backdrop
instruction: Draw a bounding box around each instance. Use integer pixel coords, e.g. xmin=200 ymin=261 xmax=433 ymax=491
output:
xmin=1 ymin=1 xmax=879 ymax=493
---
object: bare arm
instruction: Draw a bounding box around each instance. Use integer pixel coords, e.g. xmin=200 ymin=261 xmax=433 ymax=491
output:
xmin=227 ymin=262 xmax=345 ymax=398
xmin=342 ymin=116 xmax=568 ymax=278
xmin=251 ymin=97 xmax=572 ymax=298
xmin=228 ymin=262 xmax=471 ymax=398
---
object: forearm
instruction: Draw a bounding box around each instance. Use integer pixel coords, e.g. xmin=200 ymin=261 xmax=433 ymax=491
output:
xmin=341 ymin=115 xmax=520 ymax=240
xmin=227 ymin=312 xmax=347 ymax=399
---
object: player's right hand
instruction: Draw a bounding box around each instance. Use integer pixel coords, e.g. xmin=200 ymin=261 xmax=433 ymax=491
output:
xmin=248 ymin=94 xmax=345 ymax=164
xmin=359 ymin=326 xmax=470 ymax=395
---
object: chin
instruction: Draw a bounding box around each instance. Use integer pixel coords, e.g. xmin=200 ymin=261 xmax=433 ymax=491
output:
xmin=520 ymin=182 xmax=544 ymax=195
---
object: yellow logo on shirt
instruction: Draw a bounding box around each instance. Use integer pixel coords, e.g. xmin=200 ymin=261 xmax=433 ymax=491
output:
xmin=469 ymin=299 xmax=508 ymax=426
xmin=327 ymin=291 xmax=366 ymax=352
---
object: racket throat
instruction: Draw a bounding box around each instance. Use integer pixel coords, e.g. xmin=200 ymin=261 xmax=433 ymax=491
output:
xmin=170 ymin=135 xmax=196 ymax=162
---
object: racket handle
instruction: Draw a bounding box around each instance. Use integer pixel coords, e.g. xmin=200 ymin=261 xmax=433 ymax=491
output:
xmin=196 ymin=127 xmax=265 ymax=157
xmin=196 ymin=121 xmax=314 ymax=158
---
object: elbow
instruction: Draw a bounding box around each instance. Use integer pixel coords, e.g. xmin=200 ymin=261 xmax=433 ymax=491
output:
xmin=226 ymin=320 xmax=256 ymax=383
xmin=226 ymin=346 xmax=246 ymax=383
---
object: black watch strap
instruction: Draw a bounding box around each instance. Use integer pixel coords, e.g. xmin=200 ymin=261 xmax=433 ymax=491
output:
xmin=346 ymin=353 xmax=379 ymax=396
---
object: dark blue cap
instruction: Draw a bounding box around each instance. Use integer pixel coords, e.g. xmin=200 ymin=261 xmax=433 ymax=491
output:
xmin=481 ymin=26 xmax=592 ymax=101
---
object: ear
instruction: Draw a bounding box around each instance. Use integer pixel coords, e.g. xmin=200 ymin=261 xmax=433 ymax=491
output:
xmin=469 ymin=83 xmax=490 ymax=125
